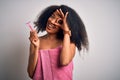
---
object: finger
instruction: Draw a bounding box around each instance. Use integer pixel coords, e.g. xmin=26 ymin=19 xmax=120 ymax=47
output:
xmin=35 ymin=30 xmax=38 ymax=35
xmin=65 ymin=12 xmax=69 ymax=20
xmin=30 ymin=32 xmax=37 ymax=41
xmin=30 ymin=33 xmax=35 ymax=39
xmin=30 ymin=31 xmax=32 ymax=36
xmin=30 ymin=31 xmax=34 ymax=37
xmin=31 ymin=30 xmax=37 ymax=34
xmin=30 ymin=30 xmax=35 ymax=35
xmin=56 ymin=9 xmax=63 ymax=18
xmin=34 ymin=32 xmax=38 ymax=39
xmin=59 ymin=9 xmax=64 ymax=18
xmin=31 ymin=30 xmax=37 ymax=37
xmin=56 ymin=9 xmax=61 ymax=15
xmin=34 ymin=35 xmax=38 ymax=41
xmin=30 ymin=37 xmax=37 ymax=43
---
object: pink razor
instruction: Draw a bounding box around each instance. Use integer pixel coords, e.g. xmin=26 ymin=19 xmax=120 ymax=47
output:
xmin=26 ymin=21 xmax=34 ymax=31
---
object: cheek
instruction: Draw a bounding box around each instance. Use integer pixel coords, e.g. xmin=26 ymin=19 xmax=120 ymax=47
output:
xmin=54 ymin=28 xmax=60 ymax=32
xmin=47 ymin=18 xmax=51 ymax=22
xmin=53 ymin=27 xmax=61 ymax=33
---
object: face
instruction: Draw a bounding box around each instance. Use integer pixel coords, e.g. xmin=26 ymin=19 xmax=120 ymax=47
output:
xmin=46 ymin=10 xmax=63 ymax=34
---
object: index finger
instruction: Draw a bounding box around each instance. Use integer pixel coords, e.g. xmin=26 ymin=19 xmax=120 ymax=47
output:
xmin=59 ymin=9 xmax=65 ymax=18
xmin=65 ymin=12 xmax=69 ymax=20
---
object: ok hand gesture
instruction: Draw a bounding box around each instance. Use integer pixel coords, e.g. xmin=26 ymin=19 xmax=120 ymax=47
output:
xmin=57 ymin=9 xmax=71 ymax=36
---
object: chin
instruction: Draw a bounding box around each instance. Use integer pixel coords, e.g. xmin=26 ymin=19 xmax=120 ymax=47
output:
xmin=46 ymin=26 xmax=59 ymax=34
xmin=46 ymin=27 xmax=52 ymax=33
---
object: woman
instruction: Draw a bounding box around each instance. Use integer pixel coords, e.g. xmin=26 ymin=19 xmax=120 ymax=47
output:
xmin=27 ymin=5 xmax=89 ymax=80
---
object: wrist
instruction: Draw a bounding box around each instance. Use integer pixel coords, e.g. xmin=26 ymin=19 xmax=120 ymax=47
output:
xmin=34 ymin=46 xmax=39 ymax=50
xmin=63 ymin=30 xmax=71 ymax=36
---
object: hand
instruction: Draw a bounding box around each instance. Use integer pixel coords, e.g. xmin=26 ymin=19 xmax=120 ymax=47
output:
xmin=57 ymin=9 xmax=70 ymax=32
xmin=29 ymin=30 xmax=40 ymax=48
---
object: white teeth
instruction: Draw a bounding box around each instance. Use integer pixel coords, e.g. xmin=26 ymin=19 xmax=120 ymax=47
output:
xmin=49 ymin=24 xmax=52 ymax=27
xmin=48 ymin=24 xmax=54 ymax=28
xmin=47 ymin=23 xmax=57 ymax=29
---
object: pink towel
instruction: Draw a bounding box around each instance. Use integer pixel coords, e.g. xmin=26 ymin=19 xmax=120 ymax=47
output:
xmin=33 ymin=46 xmax=73 ymax=80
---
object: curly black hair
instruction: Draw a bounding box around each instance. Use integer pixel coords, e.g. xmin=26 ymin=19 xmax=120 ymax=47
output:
xmin=34 ymin=5 xmax=89 ymax=51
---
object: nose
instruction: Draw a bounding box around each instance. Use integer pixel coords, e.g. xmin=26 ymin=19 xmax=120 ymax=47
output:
xmin=50 ymin=18 xmax=57 ymax=24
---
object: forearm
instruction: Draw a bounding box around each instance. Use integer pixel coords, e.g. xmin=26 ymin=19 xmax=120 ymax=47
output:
xmin=27 ymin=45 xmax=39 ymax=78
xmin=60 ymin=34 xmax=71 ymax=65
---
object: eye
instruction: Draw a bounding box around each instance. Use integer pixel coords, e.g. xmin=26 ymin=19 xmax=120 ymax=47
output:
xmin=50 ymin=14 xmax=55 ymax=18
xmin=58 ymin=20 xmax=63 ymax=24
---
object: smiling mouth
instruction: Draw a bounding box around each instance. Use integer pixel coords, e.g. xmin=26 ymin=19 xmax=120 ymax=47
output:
xmin=47 ymin=23 xmax=57 ymax=29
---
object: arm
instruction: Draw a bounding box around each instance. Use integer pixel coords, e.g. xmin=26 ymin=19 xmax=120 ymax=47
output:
xmin=27 ymin=31 xmax=40 ymax=78
xmin=60 ymin=33 xmax=76 ymax=66
xmin=58 ymin=9 xmax=76 ymax=66
xmin=27 ymin=44 xmax=39 ymax=78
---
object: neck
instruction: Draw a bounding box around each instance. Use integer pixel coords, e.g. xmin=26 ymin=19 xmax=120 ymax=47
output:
xmin=46 ymin=33 xmax=57 ymax=40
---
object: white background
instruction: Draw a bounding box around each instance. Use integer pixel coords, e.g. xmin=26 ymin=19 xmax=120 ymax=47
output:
xmin=0 ymin=0 xmax=120 ymax=80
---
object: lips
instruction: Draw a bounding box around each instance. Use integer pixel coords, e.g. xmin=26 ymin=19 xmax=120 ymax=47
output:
xmin=47 ymin=23 xmax=57 ymax=29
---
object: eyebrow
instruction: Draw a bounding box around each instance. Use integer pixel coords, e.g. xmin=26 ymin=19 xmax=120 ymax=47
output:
xmin=53 ymin=12 xmax=61 ymax=18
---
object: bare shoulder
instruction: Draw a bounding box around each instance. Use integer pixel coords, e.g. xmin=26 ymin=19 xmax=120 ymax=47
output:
xmin=38 ymin=34 xmax=48 ymax=43
xmin=38 ymin=34 xmax=47 ymax=39
xmin=38 ymin=35 xmax=47 ymax=49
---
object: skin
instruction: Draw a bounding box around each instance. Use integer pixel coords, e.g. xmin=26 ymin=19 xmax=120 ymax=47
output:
xmin=27 ymin=9 xmax=76 ymax=78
